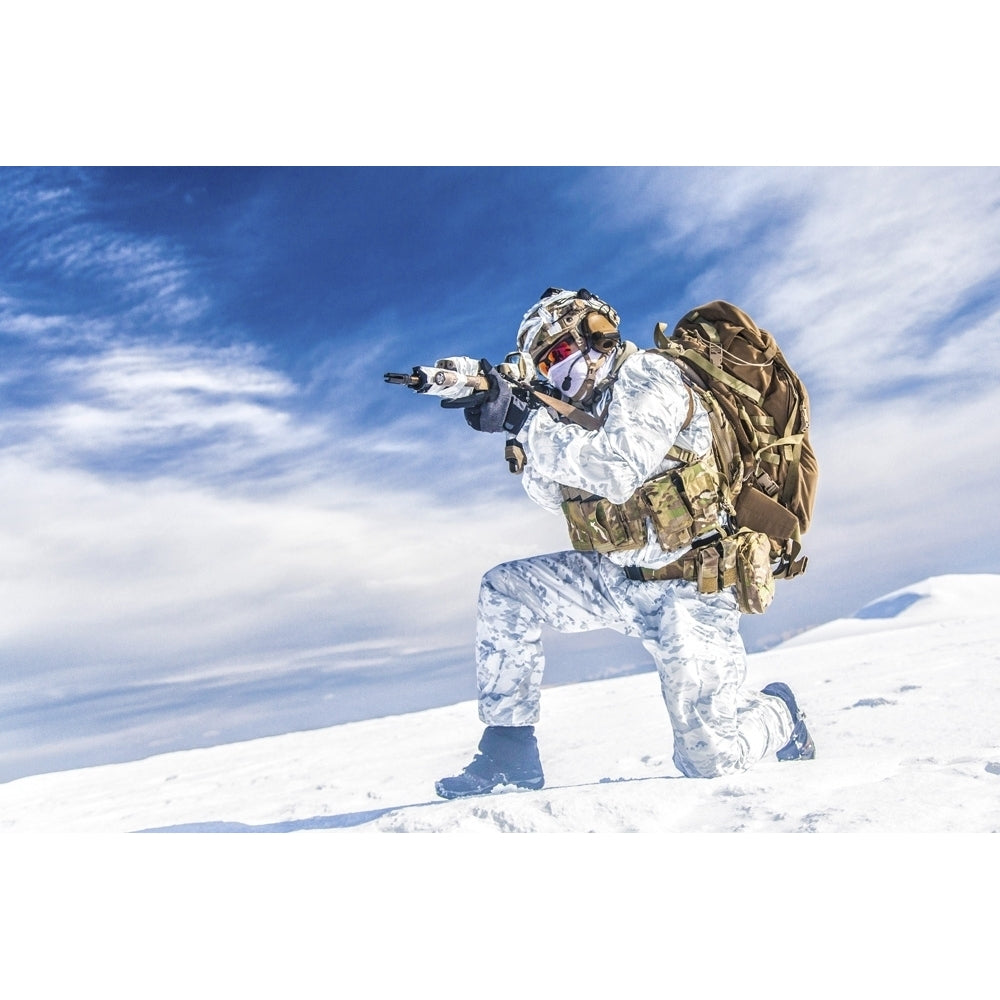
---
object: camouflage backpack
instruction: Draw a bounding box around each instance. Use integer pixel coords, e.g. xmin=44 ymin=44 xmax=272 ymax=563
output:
xmin=653 ymin=300 xmax=818 ymax=582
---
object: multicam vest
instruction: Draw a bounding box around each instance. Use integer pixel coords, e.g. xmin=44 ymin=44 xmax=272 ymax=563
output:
xmin=552 ymin=352 xmax=776 ymax=614
xmin=559 ymin=443 xmax=722 ymax=557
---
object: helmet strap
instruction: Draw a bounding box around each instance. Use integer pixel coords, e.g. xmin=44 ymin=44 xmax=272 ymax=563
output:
xmin=566 ymin=348 xmax=615 ymax=406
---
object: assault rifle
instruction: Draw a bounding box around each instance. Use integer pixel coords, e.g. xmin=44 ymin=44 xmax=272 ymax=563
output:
xmin=384 ymin=354 xmax=531 ymax=402
xmin=384 ymin=353 xmax=590 ymax=417
xmin=384 ymin=353 xmax=602 ymax=471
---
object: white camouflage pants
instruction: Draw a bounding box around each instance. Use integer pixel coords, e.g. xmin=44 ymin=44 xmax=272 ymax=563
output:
xmin=476 ymin=550 xmax=794 ymax=778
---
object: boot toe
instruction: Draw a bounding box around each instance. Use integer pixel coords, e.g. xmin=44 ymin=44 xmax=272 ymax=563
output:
xmin=435 ymin=771 xmax=500 ymax=799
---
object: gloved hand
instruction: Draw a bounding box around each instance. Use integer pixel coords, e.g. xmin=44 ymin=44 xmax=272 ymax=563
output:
xmin=442 ymin=360 xmax=531 ymax=434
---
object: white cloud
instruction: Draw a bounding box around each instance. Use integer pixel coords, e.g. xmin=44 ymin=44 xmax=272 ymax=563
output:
xmin=0 ymin=328 xmax=564 ymax=724
xmin=602 ymin=167 xmax=1000 ymax=402
xmin=2 ymin=170 xmax=210 ymax=328
xmin=750 ymin=170 xmax=1000 ymax=390
xmin=1 ymin=338 xmax=331 ymax=487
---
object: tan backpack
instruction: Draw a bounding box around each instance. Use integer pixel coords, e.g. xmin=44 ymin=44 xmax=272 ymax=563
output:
xmin=653 ymin=301 xmax=818 ymax=581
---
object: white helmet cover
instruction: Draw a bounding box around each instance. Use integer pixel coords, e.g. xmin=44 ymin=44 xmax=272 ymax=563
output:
xmin=516 ymin=287 xmax=621 ymax=364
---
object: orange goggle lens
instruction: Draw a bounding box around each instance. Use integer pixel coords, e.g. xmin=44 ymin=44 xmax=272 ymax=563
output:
xmin=537 ymin=336 xmax=577 ymax=376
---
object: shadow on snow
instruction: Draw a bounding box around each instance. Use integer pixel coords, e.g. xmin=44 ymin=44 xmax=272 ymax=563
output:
xmin=134 ymin=774 xmax=680 ymax=833
xmin=136 ymin=801 xmax=440 ymax=833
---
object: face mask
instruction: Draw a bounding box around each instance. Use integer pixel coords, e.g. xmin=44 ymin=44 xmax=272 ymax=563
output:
xmin=546 ymin=348 xmax=614 ymax=402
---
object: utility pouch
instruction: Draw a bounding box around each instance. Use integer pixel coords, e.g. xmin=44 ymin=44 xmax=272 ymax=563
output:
xmin=732 ymin=528 xmax=775 ymax=614
xmin=639 ymin=473 xmax=693 ymax=551
xmin=680 ymin=530 xmax=771 ymax=613
xmin=672 ymin=462 xmax=721 ymax=537
xmin=696 ymin=544 xmax=720 ymax=594
xmin=560 ymin=493 xmax=646 ymax=554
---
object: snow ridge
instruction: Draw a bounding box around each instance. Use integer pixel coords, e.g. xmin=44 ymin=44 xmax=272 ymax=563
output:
xmin=2 ymin=575 xmax=999 ymax=833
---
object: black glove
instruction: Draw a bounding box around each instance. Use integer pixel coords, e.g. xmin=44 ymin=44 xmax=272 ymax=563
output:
xmin=449 ymin=360 xmax=531 ymax=434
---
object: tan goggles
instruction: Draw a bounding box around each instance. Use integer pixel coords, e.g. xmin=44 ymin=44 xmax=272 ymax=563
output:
xmin=536 ymin=335 xmax=578 ymax=376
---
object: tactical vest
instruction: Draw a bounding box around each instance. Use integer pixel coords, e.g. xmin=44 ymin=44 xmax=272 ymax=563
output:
xmin=552 ymin=353 xmax=775 ymax=614
xmin=559 ymin=444 xmax=723 ymax=557
xmin=554 ymin=342 xmax=726 ymax=558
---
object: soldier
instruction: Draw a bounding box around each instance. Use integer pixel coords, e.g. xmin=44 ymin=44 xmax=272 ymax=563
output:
xmin=435 ymin=288 xmax=814 ymax=799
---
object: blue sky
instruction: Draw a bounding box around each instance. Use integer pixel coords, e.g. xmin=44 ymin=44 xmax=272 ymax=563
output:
xmin=2 ymin=165 xmax=1000 ymax=782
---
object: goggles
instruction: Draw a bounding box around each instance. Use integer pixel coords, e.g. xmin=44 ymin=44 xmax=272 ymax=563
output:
xmin=536 ymin=334 xmax=579 ymax=376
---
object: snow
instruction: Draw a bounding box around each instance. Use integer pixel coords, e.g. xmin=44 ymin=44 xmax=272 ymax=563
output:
xmin=3 ymin=574 xmax=997 ymax=994
xmin=2 ymin=573 xmax=999 ymax=835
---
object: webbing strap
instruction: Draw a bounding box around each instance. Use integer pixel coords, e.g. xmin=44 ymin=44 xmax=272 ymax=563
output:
xmin=678 ymin=349 xmax=765 ymax=405
xmin=755 ymin=432 xmax=804 ymax=459
xmin=775 ymin=538 xmax=808 ymax=580
xmin=623 ymin=561 xmax=688 ymax=582
xmin=666 ymin=443 xmax=702 ymax=465
xmin=755 ymin=432 xmax=804 ymax=508
xmin=697 ymin=321 xmax=721 ymax=343
xmin=780 ymin=441 xmax=803 ymax=510
xmin=662 ymin=384 xmax=703 ymax=465
xmin=653 ymin=329 xmax=768 ymax=407
xmin=681 ymin=381 xmax=695 ymax=430
xmin=532 ymin=389 xmax=604 ymax=430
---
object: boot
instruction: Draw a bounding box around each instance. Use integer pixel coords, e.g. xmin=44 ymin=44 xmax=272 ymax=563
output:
xmin=762 ymin=682 xmax=816 ymax=761
xmin=435 ymin=725 xmax=545 ymax=799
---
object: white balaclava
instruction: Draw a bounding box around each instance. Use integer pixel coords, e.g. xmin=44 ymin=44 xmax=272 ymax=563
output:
xmin=545 ymin=346 xmax=616 ymax=404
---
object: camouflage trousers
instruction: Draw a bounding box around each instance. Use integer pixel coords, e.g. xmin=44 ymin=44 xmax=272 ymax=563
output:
xmin=476 ymin=550 xmax=794 ymax=778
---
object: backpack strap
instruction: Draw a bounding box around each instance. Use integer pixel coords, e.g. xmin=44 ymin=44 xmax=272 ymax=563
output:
xmin=663 ymin=383 xmax=699 ymax=464
xmin=755 ymin=433 xmax=804 ymax=506
xmin=655 ymin=322 xmax=769 ymax=405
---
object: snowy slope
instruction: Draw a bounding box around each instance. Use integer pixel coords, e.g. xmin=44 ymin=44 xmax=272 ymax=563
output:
xmin=1 ymin=574 xmax=999 ymax=833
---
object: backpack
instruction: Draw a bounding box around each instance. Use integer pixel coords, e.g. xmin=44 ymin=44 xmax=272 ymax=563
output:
xmin=652 ymin=301 xmax=818 ymax=581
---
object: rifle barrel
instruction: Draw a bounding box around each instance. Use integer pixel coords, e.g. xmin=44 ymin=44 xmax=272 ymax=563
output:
xmin=384 ymin=372 xmax=419 ymax=386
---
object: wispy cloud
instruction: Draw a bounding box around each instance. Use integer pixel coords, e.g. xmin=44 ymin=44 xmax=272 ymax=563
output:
xmin=592 ymin=167 xmax=1000 ymax=401
xmin=576 ymin=166 xmax=1000 ymax=649
xmin=1 ymin=169 xmax=208 ymax=329
xmin=0 ymin=286 xmax=563 ymax=780
xmin=9 ymin=341 xmax=315 ymax=482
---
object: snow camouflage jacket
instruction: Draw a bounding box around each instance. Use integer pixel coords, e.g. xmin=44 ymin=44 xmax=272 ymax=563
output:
xmin=520 ymin=346 xmax=719 ymax=572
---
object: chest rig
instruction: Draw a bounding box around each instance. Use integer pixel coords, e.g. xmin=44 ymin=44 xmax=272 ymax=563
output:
xmin=553 ymin=351 xmax=775 ymax=613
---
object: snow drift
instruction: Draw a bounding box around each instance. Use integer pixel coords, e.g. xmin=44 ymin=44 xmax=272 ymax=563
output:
xmin=1 ymin=574 xmax=998 ymax=833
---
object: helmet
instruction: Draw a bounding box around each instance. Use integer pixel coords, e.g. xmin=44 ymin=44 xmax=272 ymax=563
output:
xmin=516 ymin=287 xmax=621 ymax=373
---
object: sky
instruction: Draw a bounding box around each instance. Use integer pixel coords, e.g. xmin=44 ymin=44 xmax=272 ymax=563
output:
xmin=2 ymin=165 xmax=1000 ymax=782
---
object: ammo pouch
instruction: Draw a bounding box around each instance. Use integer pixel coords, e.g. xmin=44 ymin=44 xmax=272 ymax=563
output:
xmin=674 ymin=529 xmax=774 ymax=614
xmin=560 ymin=454 xmax=722 ymax=556
xmin=560 ymin=491 xmax=648 ymax=553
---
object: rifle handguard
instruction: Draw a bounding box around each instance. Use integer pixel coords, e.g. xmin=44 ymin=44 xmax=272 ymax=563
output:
xmin=384 ymin=366 xmax=489 ymax=396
